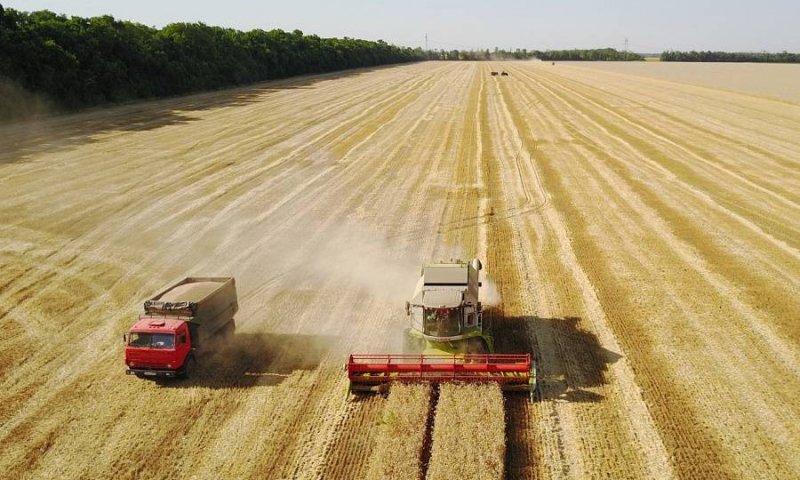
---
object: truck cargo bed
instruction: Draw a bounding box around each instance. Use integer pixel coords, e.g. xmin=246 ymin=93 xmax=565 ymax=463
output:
xmin=142 ymin=277 xmax=238 ymax=346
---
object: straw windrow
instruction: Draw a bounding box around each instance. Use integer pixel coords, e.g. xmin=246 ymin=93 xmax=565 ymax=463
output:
xmin=366 ymin=384 xmax=433 ymax=480
xmin=426 ymin=383 xmax=505 ymax=480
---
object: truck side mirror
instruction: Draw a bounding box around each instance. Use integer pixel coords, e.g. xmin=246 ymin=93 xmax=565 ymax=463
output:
xmin=405 ymin=301 xmax=411 ymax=316
xmin=123 ymin=333 xmax=128 ymax=344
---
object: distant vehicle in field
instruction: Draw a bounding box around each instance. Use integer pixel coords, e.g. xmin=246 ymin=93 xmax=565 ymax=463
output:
xmin=501 ymin=71 xmax=509 ymax=76
xmin=491 ymin=71 xmax=499 ymax=76
xmin=124 ymin=277 xmax=238 ymax=379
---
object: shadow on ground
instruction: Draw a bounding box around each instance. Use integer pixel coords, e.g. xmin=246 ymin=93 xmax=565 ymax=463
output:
xmin=494 ymin=309 xmax=625 ymax=478
xmin=487 ymin=307 xmax=622 ymax=403
xmin=155 ymin=332 xmax=336 ymax=389
xmin=0 ymin=65 xmax=392 ymax=164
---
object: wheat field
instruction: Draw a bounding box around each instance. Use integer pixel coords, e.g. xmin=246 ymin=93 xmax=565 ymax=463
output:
xmin=1 ymin=61 xmax=799 ymax=479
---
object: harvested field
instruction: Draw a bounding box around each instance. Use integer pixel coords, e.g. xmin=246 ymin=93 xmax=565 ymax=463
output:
xmin=427 ymin=384 xmax=506 ymax=480
xmin=366 ymin=383 xmax=432 ymax=480
xmin=1 ymin=61 xmax=799 ymax=479
xmin=562 ymin=61 xmax=800 ymax=103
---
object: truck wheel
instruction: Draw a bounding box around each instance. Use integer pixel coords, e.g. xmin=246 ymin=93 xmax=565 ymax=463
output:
xmin=180 ymin=356 xmax=197 ymax=380
xmin=221 ymin=320 xmax=235 ymax=341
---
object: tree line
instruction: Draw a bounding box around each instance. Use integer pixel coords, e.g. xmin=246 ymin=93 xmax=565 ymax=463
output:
xmin=431 ymin=48 xmax=644 ymax=61
xmin=4 ymin=4 xmax=798 ymax=120
xmin=0 ymin=5 xmax=425 ymax=115
xmin=660 ymin=50 xmax=800 ymax=63
xmin=440 ymin=48 xmax=800 ymax=63
xmin=532 ymin=48 xmax=644 ymax=61
xmin=428 ymin=48 xmax=533 ymax=61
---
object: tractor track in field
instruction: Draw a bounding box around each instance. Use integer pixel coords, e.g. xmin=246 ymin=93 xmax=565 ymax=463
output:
xmin=1 ymin=61 xmax=798 ymax=479
xmin=491 ymin=66 xmax=674 ymax=480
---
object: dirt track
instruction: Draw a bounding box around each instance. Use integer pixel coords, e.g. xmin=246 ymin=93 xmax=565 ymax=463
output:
xmin=1 ymin=61 xmax=799 ymax=479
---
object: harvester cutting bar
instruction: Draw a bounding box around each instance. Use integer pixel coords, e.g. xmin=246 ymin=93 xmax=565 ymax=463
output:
xmin=347 ymin=354 xmax=536 ymax=396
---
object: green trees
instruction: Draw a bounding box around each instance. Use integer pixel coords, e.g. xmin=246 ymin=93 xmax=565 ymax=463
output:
xmin=532 ymin=48 xmax=644 ymax=61
xmin=660 ymin=50 xmax=800 ymax=63
xmin=0 ymin=6 xmax=424 ymax=116
xmin=429 ymin=47 xmax=644 ymax=62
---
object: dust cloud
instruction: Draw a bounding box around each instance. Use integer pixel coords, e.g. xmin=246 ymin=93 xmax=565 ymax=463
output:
xmin=235 ymin=221 xmax=423 ymax=306
xmin=227 ymin=221 xmax=426 ymax=354
xmin=479 ymin=275 xmax=502 ymax=306
xmin=0 ymin=76 xmax=56 ymax=122
xmin=172 ymin=211 xmax=501 ymax=354
xmin=303 ymin=225 xmax=422 ymax=303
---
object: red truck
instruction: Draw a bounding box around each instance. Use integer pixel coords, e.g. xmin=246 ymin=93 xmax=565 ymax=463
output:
xmin=124 ymin=277 xmax=238 ymax=379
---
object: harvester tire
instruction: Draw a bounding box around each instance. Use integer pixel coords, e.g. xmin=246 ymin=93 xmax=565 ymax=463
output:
xmin=466 ymin=337 xmax=489 ymax=355
xmin=403 ymin=329 xmax=425 ymax=353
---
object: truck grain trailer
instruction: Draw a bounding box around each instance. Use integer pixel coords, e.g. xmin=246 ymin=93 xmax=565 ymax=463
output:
xmin=348 ymin=259 xmax=538 ymax=400
xmin=124 ymin=277 xmax=238 ymax=379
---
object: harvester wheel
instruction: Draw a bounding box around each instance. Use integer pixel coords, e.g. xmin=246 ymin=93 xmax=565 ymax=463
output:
xmin=403 ymin=329 xmax=425 ymax=353
xmin=531 ymin=359 xmax=541 ymax=402
xmin=466 ymin=337 xmax=489 ymax=355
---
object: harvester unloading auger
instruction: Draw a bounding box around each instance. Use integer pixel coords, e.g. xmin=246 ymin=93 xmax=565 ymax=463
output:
xmin=347 ymin=259 xmax=538 ymax=400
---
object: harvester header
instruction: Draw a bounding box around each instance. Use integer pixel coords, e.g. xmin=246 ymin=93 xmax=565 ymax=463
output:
xmin=347 ymin=353 xmax=536 ymax=399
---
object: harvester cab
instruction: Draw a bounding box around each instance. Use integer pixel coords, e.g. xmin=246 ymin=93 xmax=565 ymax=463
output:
xmin=347 ymin=259 xmax=538 ymax=400
xmin=404 ymin=258 xmax=492 ymax=355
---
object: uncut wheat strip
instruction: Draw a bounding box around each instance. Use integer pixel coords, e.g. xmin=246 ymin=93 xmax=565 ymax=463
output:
xmin=427 ymin=383 xmax=505 ymax=480
xmin=366 ymin=383 xmax=432 ymax=480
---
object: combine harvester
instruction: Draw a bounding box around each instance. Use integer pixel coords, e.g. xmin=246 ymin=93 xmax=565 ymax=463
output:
xmin=347 ymin=259 xmax=538 ymax=400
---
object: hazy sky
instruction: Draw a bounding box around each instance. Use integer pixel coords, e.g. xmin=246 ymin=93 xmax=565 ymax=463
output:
xmin=4 ymin=0 xmax=799 ymax=52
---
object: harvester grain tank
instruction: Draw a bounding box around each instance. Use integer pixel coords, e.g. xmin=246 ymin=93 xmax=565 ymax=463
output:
xmin=124 ymin=277 xmax=238 ymax=379
xmin=347 ymin=259 xmax=537 ymax=399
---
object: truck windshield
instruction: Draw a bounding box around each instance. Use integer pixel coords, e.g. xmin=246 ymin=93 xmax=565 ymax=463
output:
xmin=128 ymin=333 xmax=175 ymax=349
xmin=423 ymin=308 xmax=461 ymax=337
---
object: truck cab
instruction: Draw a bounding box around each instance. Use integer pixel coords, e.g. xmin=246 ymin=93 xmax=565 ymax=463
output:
xmin=124 ymin=318 xmax=193 ymax=378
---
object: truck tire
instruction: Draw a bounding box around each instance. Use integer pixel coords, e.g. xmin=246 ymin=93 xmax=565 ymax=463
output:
xmin=222 ymin=319 xmax=235 ymax=340
xmin=180 ymin=356 xmax=196 ymax=379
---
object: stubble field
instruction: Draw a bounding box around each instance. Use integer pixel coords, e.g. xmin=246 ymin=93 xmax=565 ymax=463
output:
xmin=1 ymin=61 xmax=799 ymax=479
